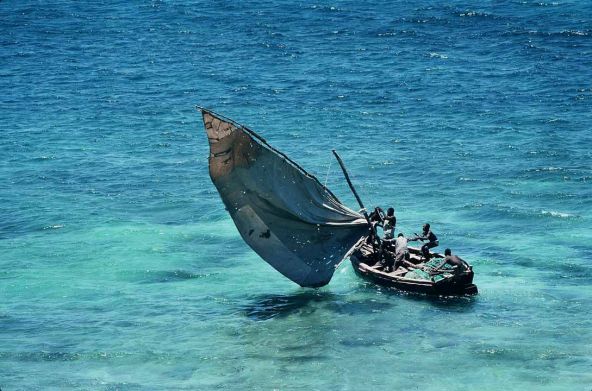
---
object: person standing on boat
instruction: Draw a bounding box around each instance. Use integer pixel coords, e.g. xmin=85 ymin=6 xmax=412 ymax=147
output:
xmin=410 ymin=223 xmax=438 ymax=260
xmin=393 ymin=232 xmax=410 ymax=269
xmin=382 ymin=207 xmax=396 ymax=241
xmin=431 ymin=249 xmax=470 ymax=275
xmin=379 ymin=207 xmax=397 ymax=271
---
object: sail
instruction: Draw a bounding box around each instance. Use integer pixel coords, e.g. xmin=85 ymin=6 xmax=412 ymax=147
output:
xmin=201 ymin=108 xmax=369 ymax=287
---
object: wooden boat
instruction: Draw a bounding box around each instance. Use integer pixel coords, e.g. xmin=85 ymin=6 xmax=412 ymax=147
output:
xmin=349 ymin=239 xmax=478 ymax=296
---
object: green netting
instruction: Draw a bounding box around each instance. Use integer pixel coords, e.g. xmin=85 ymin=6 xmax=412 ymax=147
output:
xmin=404 ymin=258 xmax=453 ymax=282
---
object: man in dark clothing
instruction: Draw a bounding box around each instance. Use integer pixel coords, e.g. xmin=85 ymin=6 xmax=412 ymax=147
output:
xmin=431 ymin=248 xmax=470 ymax=275
xmin=382 ymin=207 xmax=396 ymax=241
xmin=372 ymin=207 xmax=397 ymax=272
xmin=410 ymin=223 xmax=438 ymax=260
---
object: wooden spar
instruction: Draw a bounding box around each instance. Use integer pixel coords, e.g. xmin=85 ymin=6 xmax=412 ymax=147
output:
xmin=331 ymin=150 xmax=381 ymax=247
xmin=332 ymin=150 xmax=367 ymax=216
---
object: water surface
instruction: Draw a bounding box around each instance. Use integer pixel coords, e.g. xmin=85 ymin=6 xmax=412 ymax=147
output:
xmin=1 ymin=1 xmax=591 ymax=389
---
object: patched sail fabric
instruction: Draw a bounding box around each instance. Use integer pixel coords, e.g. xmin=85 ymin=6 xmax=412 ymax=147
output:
xmin=201 ymin=109 xmax=368 ymax=287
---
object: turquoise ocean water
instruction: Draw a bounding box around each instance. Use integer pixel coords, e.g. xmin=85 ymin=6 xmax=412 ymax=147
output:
xmin=2 ymin=1 xmax=591 ymax=389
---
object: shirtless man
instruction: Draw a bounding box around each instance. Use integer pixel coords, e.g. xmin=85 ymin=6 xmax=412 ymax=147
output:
xmin=431 ymin=249 xmax=470 ymax=275
xmin=410 ymin=223 xmax=438 ymax=260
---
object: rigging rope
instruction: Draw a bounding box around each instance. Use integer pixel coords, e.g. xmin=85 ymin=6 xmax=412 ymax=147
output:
xmin=323 ymin=155 xmax=333 ymax=190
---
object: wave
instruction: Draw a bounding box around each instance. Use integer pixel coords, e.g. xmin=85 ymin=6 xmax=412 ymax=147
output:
xmin=42 ymin=224 xmax=64 ymax=230
xmin=457 ymin=10 xmax=495 ymax=18
xmin=525 ymin=167 xmax=563 ymax=173
xmin=540 ymin=210 xmax=577 ymax=219
xmin=429 ymin=52 xmax=448 ymax=59
xmin=475 ymin=204 xmax=580 ymax=221
xmin=503 ymin=29 xmax=591 ymax=38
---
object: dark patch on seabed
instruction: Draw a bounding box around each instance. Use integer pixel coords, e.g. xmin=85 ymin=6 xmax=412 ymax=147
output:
xmin=549 ymin=261 xmax=592 ymax=285
xmin=0 ymin=351 xmax=81 ymax=362
xmin=277 ymin=354 xmax=332 ymax=363
xmin=339 ymin=336 xmax=390 ymax=348
xmin=324 ymin=299 xmax=394 ymax=316
xmin=133 ymin=269 xmax=216 ymax=283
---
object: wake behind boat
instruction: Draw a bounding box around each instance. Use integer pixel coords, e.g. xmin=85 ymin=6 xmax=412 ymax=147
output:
xmin=199 ymin=107 xmax=478 ymax=295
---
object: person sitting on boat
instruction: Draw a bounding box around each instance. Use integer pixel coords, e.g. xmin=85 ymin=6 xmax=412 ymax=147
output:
xmin=430 ymin=248 xmax=470 ymax=275
xmin=410 ymin=223 xmax=438 ymax=260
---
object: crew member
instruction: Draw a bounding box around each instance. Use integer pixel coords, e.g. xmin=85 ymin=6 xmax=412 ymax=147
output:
xmin=382 ymin=207 xmax=396 ymax=241
xmin=393 ymin=232 xmax=410 ymax=269
xmin=431 ymin=248 xmax=470 ymax=275
xmin=375 ymin=207 xmax=397 ymax=272
xmin=410 ymin=223 xmax=438 ymax=261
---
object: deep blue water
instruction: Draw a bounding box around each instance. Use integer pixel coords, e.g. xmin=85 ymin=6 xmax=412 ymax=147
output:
xmin=1 ymin=1 xmax=591 ymax=389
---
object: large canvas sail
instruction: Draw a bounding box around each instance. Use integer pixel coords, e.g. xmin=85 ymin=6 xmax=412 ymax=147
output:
xmin=200 ymin=108 xmax=368 ymax=287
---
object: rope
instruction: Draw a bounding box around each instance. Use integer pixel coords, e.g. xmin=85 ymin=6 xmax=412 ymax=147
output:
xmin=323 ymin=156 xmax=333 ymax=190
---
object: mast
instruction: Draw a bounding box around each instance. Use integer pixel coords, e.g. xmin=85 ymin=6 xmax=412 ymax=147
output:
xmin=332 ymin=150 xmax=381 ymax=246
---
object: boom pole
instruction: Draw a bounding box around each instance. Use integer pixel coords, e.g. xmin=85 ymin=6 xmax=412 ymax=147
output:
xmin=332 ymin=150 xmax=381 ymax=247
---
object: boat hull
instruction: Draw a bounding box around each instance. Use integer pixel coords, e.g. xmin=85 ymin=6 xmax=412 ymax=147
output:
xmin=350 ymin=243 xmax=478 ymax=296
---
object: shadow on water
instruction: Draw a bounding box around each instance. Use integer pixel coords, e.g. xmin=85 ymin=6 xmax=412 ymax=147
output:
xmin=242 ymin=291 xmax=336 ymax=321
xmin=356 ymin=282 xmax=479 ymax=313
xmin=242 ymin=282 xmax=479 ymax=321
xmin=243 ymin=290 xmax=396 ymax=321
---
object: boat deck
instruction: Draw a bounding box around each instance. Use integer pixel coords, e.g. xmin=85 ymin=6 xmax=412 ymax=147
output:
xmin=350 ymin=240 xmax=477 ymax=295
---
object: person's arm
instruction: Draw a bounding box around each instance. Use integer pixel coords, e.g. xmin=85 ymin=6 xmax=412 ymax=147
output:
xmin=409 ymin=232 xmax=424 ymax=241
xmin=432 ymin=265 xmax=458 ymax=275
xmin=458 ymin=256 xmax=470 ymax=271
xmin=403 ymin=260 xmax=420 ymax=269
xmin=417 ymin=231 xmax=429 ymax=241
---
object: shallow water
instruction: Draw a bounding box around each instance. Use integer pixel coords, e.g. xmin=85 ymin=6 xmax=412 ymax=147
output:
xmin=1 ymin=1 xmax=591 ymax=389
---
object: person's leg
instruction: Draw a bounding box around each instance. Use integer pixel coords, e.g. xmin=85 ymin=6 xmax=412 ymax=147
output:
xmin=394 ymin=251 xmax=403 ymax=267
xmin=385 ymin=255 xmax=394 ymax=272
xmin=422 ymin=241 xmax=438 ymax=260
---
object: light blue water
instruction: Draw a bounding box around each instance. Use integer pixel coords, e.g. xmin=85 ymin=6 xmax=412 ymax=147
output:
xmin=1 ymin=1 xmax=591 ymax=389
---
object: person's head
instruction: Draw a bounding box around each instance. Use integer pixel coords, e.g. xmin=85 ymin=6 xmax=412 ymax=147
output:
xmin=444 ymin=248 xmax=452 ymax=256
xmin=398 ymin=233 xmax=404 ymax=237
xmin=387 ymin=207 xmax=395 ymax=217
xmin=423 ymin=223 xmax=430 ymax=232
